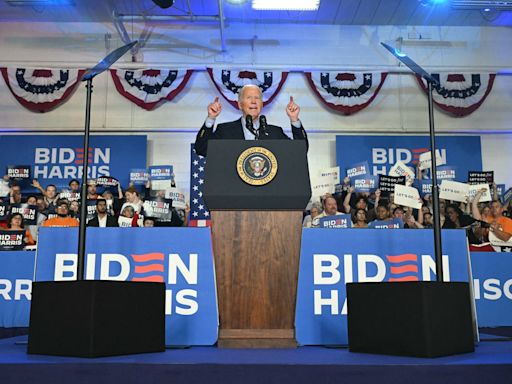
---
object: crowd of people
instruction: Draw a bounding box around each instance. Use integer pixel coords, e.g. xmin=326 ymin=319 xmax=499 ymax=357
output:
xmin=0 ymin=176 xmax=190 ymax=249
xmin=303 ymin=177 xmax=512 ymax=247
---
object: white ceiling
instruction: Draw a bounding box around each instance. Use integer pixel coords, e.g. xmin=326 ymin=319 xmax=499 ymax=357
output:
xmin=0 ymin=0 xmax=511 ymax=26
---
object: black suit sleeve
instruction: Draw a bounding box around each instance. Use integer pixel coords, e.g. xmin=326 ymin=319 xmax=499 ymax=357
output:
xmin=194 ymin=123 xmax=214 ymax=157
xmin=291 ymin=123 xmax=308 ymax=151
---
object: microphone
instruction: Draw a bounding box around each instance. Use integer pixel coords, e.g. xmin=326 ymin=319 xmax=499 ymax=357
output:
xmin=246 ymin=115 xmax=258 ymax=139
xmin=259 ymin=115 xmax=269 ymax=137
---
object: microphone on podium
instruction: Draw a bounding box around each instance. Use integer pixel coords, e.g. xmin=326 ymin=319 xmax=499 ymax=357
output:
xmin=246 ymin=115 xmax=258 ymax=139
xmin=259 ymin=115 xmax=269 ymax=137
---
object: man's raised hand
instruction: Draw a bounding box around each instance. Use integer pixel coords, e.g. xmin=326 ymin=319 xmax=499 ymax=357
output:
xmin=207 ymin=96 xmax=222 ymax=119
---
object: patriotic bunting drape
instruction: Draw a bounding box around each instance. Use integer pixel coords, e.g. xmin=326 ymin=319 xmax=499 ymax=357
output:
xmin=189 ymin=144 xmax=211 ymax=227
xmin=0 ymin=67 xmax=85 ymax=113
xmin=305 ymin=71 xmax=388 ymax=115
xmin=0 ymin=66 xmax=499 ymax=117
xmin=110 ymin=69 xmax=193 ymax=111
xmin=416 ymin=73 xmax=496 ymax=117
xmin=207 ymin=68 xmax=288 ymax=109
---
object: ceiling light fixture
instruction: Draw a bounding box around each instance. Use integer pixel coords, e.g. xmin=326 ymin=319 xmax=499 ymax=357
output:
xmin=451 ymin=0 xmax=512 ymax=10
xmin=5 ymin=0 xmax=75 ymax=5
xmin=252 ymin=0 xmax=320 ymax=11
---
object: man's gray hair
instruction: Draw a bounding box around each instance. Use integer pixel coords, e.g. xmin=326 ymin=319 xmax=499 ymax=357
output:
xmin=238 ymin=84 xmax=263 ymax=102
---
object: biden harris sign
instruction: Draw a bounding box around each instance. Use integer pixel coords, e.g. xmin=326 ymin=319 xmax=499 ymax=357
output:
xmin=35 ymin=227 xmax=218 ymax=346
xmin=295 ymin=229 xmax=471 ymax=346
xmin=0 ymin=135 xmax=147 ymax=190
xmin=336 ymin=135 xmax=482 ymax=182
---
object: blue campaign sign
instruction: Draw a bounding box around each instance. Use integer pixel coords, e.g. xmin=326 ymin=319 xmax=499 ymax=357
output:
xmin=470 ymin=252 xmax=512 ymax=327
xmin=346 ymin=161 xmax=369 ymax=179
xmin=295 ymin=229 xmax=470 ymax=346
xmin=0 ymin=251 xmax=35 ymax=327
xmin=319 ymin=214 xmax=352 ymax=228
xmin=368 ymin=218 xmax=404 ymax=229
xmin=35 ymin=227 xmax=218 ymax=346
xmin=336 ymin=135 xmax=482 ymax=182
xmin=0 ymin=135 xmax=147 ymax=191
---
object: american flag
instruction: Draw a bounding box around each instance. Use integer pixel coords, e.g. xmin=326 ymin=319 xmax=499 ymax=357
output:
xmin=189 ymin=144 xmax=211 ymax=227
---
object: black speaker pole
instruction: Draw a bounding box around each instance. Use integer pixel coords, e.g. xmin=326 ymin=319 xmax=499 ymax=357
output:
xmin=381 ymin=42 xmax=444 ymax=282
xmin=76 ymin=40 xmax=137 ymax=280
xmin=427 ymin=80 xmax=444 ymax=282
xmin=77 ymin=78 xmax=93 ymax=280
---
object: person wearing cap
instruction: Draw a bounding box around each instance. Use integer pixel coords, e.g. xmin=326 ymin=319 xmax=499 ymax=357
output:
xmin=42 ymin=199 xmax=79 ymax=227
xmin=194 ymin=84 xmax=308 ymax=157
xmin=87 ymin=198 xmax=119 ymax=228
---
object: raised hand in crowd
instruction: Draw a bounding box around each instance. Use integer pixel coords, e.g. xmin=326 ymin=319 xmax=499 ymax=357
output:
xmin=471 ymin=187 xmax=488 ymax=221
xmin=207 ymin=96 xmax=222 ymax=119
xmin=31 ymin=179 xmax=44 ymax=194
xmin=286 ymin=96 xmax=300 ymax=122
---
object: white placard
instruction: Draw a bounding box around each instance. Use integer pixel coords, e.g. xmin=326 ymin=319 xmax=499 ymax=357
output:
xmin=467 ymin=184 xmax=492 ymax=203
xmin=418 ymin=150 xmax=446 ymax=170
xmin=389 ymin=161 xmax=415 ymax=186
xmin=118 ymin=216 xmax=133 ymax=227
xmin=318 ymin=166 xmax=340 ymax=185
xmin=311 ymin=173 xmax=335 ymax=197
xmin=151 ymin=179 xmax=174 ymax=191
xmin=394 ymin=184 xmax=422 ymax=210
xmin=165 ymin=187 xmax=187 ymax=209
xmin=439 ymin=180 xmax=469 ymax=202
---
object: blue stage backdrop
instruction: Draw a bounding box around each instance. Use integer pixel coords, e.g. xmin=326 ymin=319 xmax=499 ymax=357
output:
xmin=336 ymin=135 xmax=482 ymax=182
xmin=0 ymin=135 xmax=147 ymax=191
xmin=470 ymin=252 xmax=512 ymax=327
xmin=295 ymin=229 xmax=471 ymax=346
xmin=0 ymin=251 xmax=34 ymax=328
xmin=35 ymin=227 xmax=218 ymax=346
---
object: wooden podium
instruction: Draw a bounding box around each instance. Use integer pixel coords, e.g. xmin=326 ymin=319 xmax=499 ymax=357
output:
xmin=204 ymin=140 xmax=310 ymax=348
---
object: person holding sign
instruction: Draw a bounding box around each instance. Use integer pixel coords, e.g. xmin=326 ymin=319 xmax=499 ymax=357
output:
xmin=87 ymin=198 xmax=118 ymax=228
xmin=7 ymin=213 xmax=35 ymax=246
xmin=472 ymin=188 xmax=512 ymax=242
xmin=311 ymin=196 xmax=343 ymax=228
xmin=194 ymin=84 xmax=308 ymax=157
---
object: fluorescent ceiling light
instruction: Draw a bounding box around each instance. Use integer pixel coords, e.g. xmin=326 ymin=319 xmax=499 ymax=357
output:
xmin=252 ymin=0 xmax=320 ymax=11
xmin=451 ymin=0 xmax=512 ymax=10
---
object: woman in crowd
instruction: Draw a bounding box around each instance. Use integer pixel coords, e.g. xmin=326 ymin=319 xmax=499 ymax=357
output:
xmin=303 ymin=202 xmax=322 ymax=228
xmin=352 ymin=208 xmax=368 ymax=228
xmin=7 ymin=212 xmax=35 ymax=246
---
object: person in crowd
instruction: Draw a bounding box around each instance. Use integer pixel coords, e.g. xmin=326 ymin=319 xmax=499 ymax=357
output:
xmin=24 ymin=195 xmax=44 ymax=242
xmin=9 ymin=183 xmax=23 ymax=204
xmin=87 ymin=198 xmax=118 ymax=227
xmin=68 ymin=179 xmax=80 ymax=193
xmin=6 ymin=212 xmax=35 ymax=246
xmin=118 ymin=205 xmax=139 ymax=227
xmin=35 ymin=195 xmax=49 ymax=217
xmin=32 ymin=180 xmax=58 ymax=211
xmin=472 ymin=188 xmax=512 ymax=242
xmin=311 ymin=196 xmax=343 ymax=228
xmin=86 ymin=179 xmax=99 ymax=200
xmin=143 ymin=217 xmax=156 ymax=227
xmin=422 ymin=212 xmax=434 ymax=228
xmin=444 ymin=204 xmax=475 ymax=229
xmin=303 ymin=202 xmax=323 ymax=228
xmin=352 ymin=208 xmax=368 ymax=228
xmin=121 ymin=186 xmax=144 ymax=214
xmin=69 ymin=200 xmax=80 ymax=219
xmin=42 ymin=199 xmax=79 ymax=227
xmin=194 ymin=84 xmax=308 ymax=157
xmin=343 ymin=186 xmax=378 ymax=222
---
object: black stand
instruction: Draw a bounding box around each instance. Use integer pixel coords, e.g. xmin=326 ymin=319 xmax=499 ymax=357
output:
xmin=28 ymin=42 xmax=166 ymax=357
xmin=345 ymin=43 xmax=475 ymax=357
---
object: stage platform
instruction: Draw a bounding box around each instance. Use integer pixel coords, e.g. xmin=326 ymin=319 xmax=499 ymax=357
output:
xmin=1 ymin=335 xmax=511 ymax=384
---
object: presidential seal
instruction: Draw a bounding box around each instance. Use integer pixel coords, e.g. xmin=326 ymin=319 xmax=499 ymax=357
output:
xmin=236 ymin=147 xmax=278 ymax=186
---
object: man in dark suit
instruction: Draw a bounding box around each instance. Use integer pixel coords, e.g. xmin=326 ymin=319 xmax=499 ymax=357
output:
xmin=87 ymin=198 xmax=118 ymax=227
xmin=194 ymin=84 xmax=308 ymax=157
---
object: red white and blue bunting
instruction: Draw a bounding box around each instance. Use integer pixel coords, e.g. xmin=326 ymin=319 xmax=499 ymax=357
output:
xmin=305 ymin=71 xmax=388 ymax=115
xmin=207 ymin=68 xmax=288 ymax=109
xmin=110 ymin=69 xmax=193 ymax=111
xmin=0 ymin=67 xmax=85 ymax=113
xmin=416 ymin=73 xmax=496 ymax=117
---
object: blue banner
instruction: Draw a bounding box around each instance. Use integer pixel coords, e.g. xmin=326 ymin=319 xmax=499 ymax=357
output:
xmin=0 ymin=251 xmax=35 ymax=327
xmin=470 ymin=252 xmax=512 ymax=327
xmin=0 ymin=135 xmax=147 ymax=191
xmin=34 ymin=227 xmax=218 ymax=346
xmin=295 ymin=229 xmax=470 ymax=345
xmin=368 ymin=218 xmax=404 ymax=229
xmin=336 ymin=135 xmax=482 ymax=182
xmin=319 ymin=214 xmax=352 ymax=228
xmin=346 ymin=161 xmax=369 ymax=179
xmin=352 ymin=175 xmax=378 ymax=193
